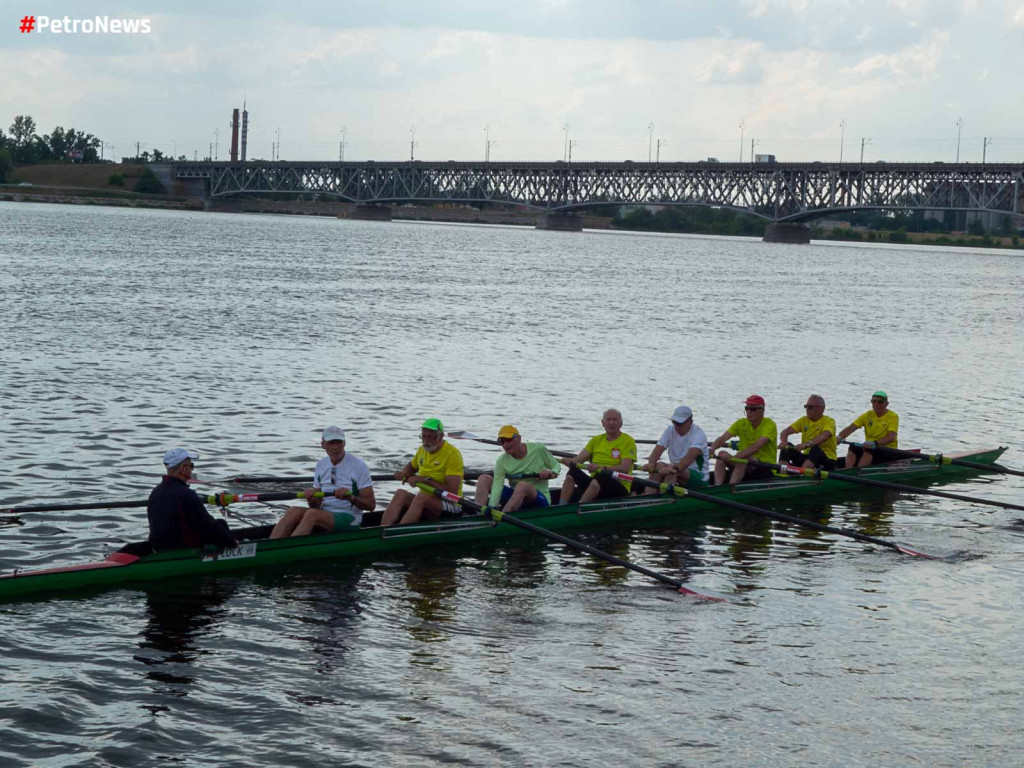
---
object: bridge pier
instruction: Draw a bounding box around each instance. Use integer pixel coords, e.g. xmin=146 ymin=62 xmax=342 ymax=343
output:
xmin=536 ymin=212 xmax=583 ymax=231
xmin=763 ymin=223 xmax=811 ymax=244
xmin=347 ymin=204 xmax=393 ymax=221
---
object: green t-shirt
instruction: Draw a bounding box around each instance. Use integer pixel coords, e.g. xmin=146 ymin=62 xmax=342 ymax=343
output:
xmin=488 ymin=442 xmax=562 ymax=507
xmin=727 ymin=417 xmax=778 ymax=466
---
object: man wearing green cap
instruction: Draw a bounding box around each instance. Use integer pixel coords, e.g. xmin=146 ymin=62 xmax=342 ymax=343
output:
xmin=837 ymin=391 xmax=900 ymax=468
xmin=382 ymin=418 xmax=464 ymax=526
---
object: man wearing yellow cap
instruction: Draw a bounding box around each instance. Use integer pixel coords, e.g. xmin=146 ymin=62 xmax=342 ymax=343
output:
xmin=474 ymin=426 xmax=561 ymax=512
xmin=382 ymin=418 xmax=464 ymax=526
xmin=837 ymin=391 xmax=900 ymax=468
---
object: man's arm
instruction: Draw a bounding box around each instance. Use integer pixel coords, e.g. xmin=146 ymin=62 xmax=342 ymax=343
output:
xmin=644 ymin=444 xmax=666 ymax=471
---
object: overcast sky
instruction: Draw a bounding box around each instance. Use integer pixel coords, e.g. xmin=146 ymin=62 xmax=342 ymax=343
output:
xmin=3 ymin=1 xmax=1023 ymax=162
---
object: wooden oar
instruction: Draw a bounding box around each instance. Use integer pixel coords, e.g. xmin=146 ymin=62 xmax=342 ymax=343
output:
xmin=449 ymin=430 xmax=736 ymax=454
xmin=428 ymin=487 xmax=728 ymax=602
xmin=744 ymin=458 xmax=1024 ymax=513
xmin=842 ymin=441 xmax=1024 ymax=478
xmin=606 ymin=470 xmax=944 ymax=559
xmin=229 ymin=469 xmax=489 ymax=484
xmin=449 ymin=431 xmax=575 ymax=457
xmin=2 ymin=490 xmax=326 ymax=518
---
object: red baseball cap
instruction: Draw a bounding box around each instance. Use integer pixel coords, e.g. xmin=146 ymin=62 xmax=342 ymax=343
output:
xmin=744 ymin=394 xmax=766 ymax=407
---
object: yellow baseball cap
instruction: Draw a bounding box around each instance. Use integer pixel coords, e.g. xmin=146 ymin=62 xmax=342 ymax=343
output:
xmin=497 ymin=425 xmax=519 ymax=439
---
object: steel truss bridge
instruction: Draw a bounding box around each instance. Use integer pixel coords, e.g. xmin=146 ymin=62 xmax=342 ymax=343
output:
xmin=172 ymin=160 xmax=1024 ymax=223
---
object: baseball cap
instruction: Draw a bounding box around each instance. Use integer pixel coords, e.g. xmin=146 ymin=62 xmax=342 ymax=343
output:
xmin=421 ymin=418 xmax=444 ymax=432
xmin=497 ymin=425 xmax=519 ymax=439
xmin=163 ymin=448 xmax=198 ymax=469
xmin=744 ymin=395 xmax=766 ymax=407
xmin=322 ymin=426 xmax=346 ymax=442
xmin=872 ymin=390 xmax=888 ymax=400
xmin=670 ymin=405 xmax=693 ymax=423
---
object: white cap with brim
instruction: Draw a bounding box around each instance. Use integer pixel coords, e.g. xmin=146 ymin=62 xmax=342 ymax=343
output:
xmin=322 ymin=426 xmax=346 ymax=442
xmin=671 ymin=405 xmax=693 ymax=423
xmin=163 ymin=448 xmax=198 ymax=469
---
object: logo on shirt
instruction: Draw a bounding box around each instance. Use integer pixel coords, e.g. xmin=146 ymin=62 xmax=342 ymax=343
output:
xmin=611 ymin=448 xmax=621 ymax=459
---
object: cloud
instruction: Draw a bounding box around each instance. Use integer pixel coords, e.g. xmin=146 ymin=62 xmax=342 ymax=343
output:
xmin=847 ymin=29 xmax=949 ymax=79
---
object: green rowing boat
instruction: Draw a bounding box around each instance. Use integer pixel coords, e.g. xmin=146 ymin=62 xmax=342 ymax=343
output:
xmin=0 ymin=447 xmax=1007 ymax=602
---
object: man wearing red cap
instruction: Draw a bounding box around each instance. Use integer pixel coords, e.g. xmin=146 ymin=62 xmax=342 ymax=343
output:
xmin=710 ymin=395 xmax=778 ymax=485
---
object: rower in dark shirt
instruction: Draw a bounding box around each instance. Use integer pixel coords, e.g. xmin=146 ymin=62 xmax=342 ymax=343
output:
xmin=148 ymin=448 xmax=238 ymax=551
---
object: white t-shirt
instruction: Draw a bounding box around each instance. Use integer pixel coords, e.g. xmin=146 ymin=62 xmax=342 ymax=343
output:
xmin=656 ymin=423 xmax=710 ymax=481
xmin=313 ymin=453 xmax=373 ymax=522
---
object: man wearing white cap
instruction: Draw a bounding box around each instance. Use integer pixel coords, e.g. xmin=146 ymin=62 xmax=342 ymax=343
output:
xmin=148 ymin=448 xmax=238 ymax=551
xmin=642 ymin=405 xmax=710 ymax=490
xmin=270 ymin=426 xmax=376 ymax=538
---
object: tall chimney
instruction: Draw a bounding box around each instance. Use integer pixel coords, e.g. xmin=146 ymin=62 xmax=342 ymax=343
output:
xmin=230 ymin=108 xmax=240 ymax=162
xmin=241 ymin=101 xmax=249 ymax=162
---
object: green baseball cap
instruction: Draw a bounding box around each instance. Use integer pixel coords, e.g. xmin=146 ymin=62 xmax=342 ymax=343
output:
xmin=421 ymin=418 xmax=444 ymax=432
xmin=872 ymin=390 xmax=888 ymax=400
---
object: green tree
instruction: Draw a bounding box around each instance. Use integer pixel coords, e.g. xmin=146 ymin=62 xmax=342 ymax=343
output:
xmin=134 ymin=167 xmax=164 ymax=194
xmin=0 ymin=148 xmax=12 ymax=182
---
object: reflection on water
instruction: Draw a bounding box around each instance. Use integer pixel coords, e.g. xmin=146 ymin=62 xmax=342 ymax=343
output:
xmin=135 ymin=579 xmax=237 ymax=697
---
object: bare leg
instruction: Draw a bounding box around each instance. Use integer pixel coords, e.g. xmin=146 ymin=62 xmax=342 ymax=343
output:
xmin=475 ymin=475 xmax=493 ymax=505
xmin=728 ymin=463 xmax=748 ymax=485
xmin=382 ymin=489 xmax=414 ymax=527
xmin=714 ymin=457 xmax=729 ymax=485
xmin=292 ymin=508 xmax=335 ymax=537
xmin=858 ymin=450 xmax=874 ymax=468
xmin=270 ymin=506 xmax=308 ymax=539
xmin=503 ymin=483 xmax=538 ymax=513
xmin=578 ymin=478 xmax=602 ymax=503
xmin=560 ymin=474 xmax=577 ymax=505
xmin=399 ymin=493 xmax=443 ymax=525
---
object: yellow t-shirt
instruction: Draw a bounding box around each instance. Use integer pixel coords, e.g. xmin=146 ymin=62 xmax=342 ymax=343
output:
xmin=412 ymin=441 xmax=464 ymax=495
xmin=787 ymin=415 xmax=838 ymax=460
xmin=727 ymin=417 xmax=778 ymax=465
xmin=852 ymin=410 xmax=899 ymax=448
xmin=584 ymin=432 xmax=637 ymax=491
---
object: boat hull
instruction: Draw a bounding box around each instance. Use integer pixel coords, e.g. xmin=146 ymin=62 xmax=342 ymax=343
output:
xmin=0 ymin=447 xmax=1007 ymax=601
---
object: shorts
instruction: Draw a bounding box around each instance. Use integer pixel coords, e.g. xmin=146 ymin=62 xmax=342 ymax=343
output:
xmin=845 ymin=444 xmax=901 ymax=466
xmin=720 ymin=463 xmax=775 ymax=484
xmin=331 ymin=511 xmax=360 ymax=530
xmin=780 ymin=444 xmax=838 ymax=472
xmin=567 ymin=464 xmax=628 ymax=503
xmin=497 ymin=484 xmax=550 ymax=508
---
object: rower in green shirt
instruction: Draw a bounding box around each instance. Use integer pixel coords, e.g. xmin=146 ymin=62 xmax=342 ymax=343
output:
xmin=474 ymin=425 xmax=561 ymax=512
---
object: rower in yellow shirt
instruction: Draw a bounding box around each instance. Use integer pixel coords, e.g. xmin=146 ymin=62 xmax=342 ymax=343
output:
xmin=778 ymin=394 xmax=838 ymax=470
xmin=710 ymin=395 xmax=778 ymax=485
xmin=559 ymin=409 xmax=637 ymax=503
xmin=837 ymin=391 xmax=899 ymax=468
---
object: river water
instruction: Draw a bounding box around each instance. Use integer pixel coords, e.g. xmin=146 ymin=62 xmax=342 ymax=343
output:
xmin=1 ymin=201 xmax=1023 ymax=767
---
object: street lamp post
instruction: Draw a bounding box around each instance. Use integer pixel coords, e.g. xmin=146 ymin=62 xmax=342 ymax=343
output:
xmin=982 ymin=136 xmax=991 ymax=164
xmin=860 ymin=137 xmax=871 ymax=163
xmin=839 ymin=119 xmax=846 ymax=162
xmin=955 ymin=117 xmax=963 ymax=163
xmin=410 ymin=125 xmax=417 ymax=161
xmin=339 ymin=126 xmax=347 ymax=162
xmin=656 ymin=139 xmax=666 ymax=163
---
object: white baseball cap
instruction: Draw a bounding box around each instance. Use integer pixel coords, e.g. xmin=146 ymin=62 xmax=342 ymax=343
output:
xmin=163 ymin=448 xmax=198 ymax=469
xmin=322 ymin=426 xmax=346 ymax=442
xmin=670 ymin=405 xmax=693 ymax=423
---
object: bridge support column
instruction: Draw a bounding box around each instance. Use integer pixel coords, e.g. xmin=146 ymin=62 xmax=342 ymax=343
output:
xmin=536 ymin=212 xmax=583 ymax=231
xmin=347 ymin=204 xmax=392 ymax=221
xmin=203 ymin=198 xmax=244 ymax=213
xmin=763 ymin=223 xmax=811 ymax=244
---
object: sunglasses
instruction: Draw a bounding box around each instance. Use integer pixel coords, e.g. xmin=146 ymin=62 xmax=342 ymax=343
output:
xmin=804 ymin=404 xmax=821 ymax=409
xmin=871 ymin=399 xmax=886 ymax=404
xmin=497 ymin=436 xmax=517 ymax=444
xmin=744 ymin=406 xmax=762 ymax=412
